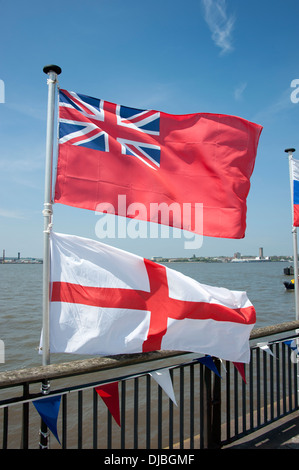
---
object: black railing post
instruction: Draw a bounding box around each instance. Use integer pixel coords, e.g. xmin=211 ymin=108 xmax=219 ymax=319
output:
xmin=21 ymin=382 xmax=29 ymax=449
xmin=202 ymin=358 xmax=222 ymax=449
xmin=202 ymin=362 xmax=212 ymax=448
xmin=39 ymin=380 xmax=50 ymax=449
xmin=210 ymin=358 xmax=221 ymax=448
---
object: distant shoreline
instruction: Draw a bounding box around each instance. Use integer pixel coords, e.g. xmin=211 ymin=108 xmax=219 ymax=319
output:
xmin=0 ymin=259 xmax=43 ymax=264
xmin=152 ymin=256 xmax=292 ymax=263
xmin=0 ymin=256 xmax=293 ymax=265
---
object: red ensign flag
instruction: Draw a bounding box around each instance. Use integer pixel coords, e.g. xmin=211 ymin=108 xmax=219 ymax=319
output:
xmin=55 ymin=89 xmax=262 ymax=238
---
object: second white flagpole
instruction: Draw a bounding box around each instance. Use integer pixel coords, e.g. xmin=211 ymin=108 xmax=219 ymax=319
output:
xmin=285 ymin=147 xmax=299 ymax=321
xmin=42 ymin=65 xmax=61 ymax=367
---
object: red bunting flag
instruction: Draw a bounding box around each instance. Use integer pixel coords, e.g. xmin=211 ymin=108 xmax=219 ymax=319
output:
xmin=233 ymin=362 xmax=246 ymax=383
xmin=95 ymin=382 xmax=121 ymax=426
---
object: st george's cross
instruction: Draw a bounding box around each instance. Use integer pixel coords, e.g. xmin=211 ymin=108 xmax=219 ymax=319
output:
xmin=51 ymin=257 xmax=255 ymax=353
xmin=46 ymin=232 xmax=256 ymax=363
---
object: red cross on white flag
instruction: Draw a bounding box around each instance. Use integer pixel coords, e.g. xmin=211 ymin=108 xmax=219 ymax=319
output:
xmin=44 ymin=232 xmax=255 ymax=363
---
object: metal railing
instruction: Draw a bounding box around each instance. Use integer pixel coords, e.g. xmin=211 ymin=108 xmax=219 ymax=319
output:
xmin=0 ymin=321 xmax=298 ymax=449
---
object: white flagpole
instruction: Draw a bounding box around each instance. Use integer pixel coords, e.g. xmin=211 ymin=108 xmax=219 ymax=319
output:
xmin=42 ymin=65 xmax=61 ymax=367
xmin=285 ymin=148 xmax=299 ymax=321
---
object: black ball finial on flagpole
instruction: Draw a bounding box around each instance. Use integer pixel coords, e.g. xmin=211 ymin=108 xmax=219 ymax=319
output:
xmin=285 ymin=148 xmax=296 ymax=154
xmin=43 ymin=65 xmax=62 ymax=75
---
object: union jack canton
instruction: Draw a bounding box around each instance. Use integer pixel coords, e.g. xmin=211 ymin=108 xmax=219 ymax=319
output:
xmin=58 ymin=89 xmax=161 ymax=170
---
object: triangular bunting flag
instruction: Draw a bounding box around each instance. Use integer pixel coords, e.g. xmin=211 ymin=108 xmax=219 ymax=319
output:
xmin=233 ymin=362 xmax=246 ymax=384
xmin=149 ymin=368 xmax=177 ymax=406
xmin=195 ymin=356 xmax=222 ymax=378
xmin=95 ymin=382 xmax=121 ymax=426
xmin=284 ymin=339 xmax=298 ymax=351
xmin=33 ymin=395 xmax=61 ymax=444
xmin=284 ymin=339 xmax=299 ymax=363
xmin=220 ymin=358 xmax=227 ymax=373
xmin=257 ymin=342 xmax=275 ymax=357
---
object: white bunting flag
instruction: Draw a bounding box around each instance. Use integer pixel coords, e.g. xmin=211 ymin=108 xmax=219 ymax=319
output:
xmin=257 ymin=342 xmax=275 ymax=357
xmin=149 ymin=368 xmax=177 ymax=406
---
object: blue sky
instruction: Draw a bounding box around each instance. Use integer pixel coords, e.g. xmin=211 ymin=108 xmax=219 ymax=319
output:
xmin=0 ymin=0 xmax=299 ymax=259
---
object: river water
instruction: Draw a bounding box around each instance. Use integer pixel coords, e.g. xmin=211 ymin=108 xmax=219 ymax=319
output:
xmin=0 ymin=261 xmax=296 ymax=372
